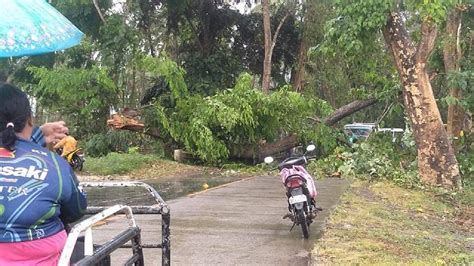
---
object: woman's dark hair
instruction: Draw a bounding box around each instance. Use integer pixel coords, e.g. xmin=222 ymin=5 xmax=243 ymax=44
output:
xmin=0 ymin=83 xmax=32 ymax=151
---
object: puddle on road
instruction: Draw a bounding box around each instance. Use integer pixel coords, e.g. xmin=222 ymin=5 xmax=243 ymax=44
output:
xmin=84 ymin=175 xmax=244 ymax=207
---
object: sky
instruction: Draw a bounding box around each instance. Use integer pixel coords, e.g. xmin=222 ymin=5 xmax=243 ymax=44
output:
xmin=111 ymin=0 xmax=251 ymax=14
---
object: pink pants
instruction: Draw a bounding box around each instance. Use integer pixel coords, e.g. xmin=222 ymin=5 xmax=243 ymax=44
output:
xmin=0 ymin=230 xmax=67 ymax=266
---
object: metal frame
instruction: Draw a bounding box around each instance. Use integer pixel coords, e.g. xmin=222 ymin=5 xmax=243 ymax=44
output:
xmin=79 ymin=181 xmax=171 ymax=265
xmin=59 ymin=204 xmax=142 ymax=266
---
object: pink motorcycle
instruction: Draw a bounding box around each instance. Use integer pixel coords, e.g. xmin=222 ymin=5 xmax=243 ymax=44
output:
xmin=265 ymin=145 xmax=322 ymax=239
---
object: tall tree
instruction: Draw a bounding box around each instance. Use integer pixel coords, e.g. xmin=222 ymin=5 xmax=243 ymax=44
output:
xmin=443 ymin=3 xmax=468 ymax=140
xmin=383 ymin=12 xmax=460 ymax=189
xmin=262 ymin=0 xmax=291 ymax=93
xmin=326 ymin=0 xmax=462 ymax=189
xmin=292 ymin=0 xmax=329 ymax=92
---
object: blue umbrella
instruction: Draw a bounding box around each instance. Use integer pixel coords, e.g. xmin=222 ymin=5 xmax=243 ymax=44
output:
xmin=0 ymin=0 xmax=83 ymax=57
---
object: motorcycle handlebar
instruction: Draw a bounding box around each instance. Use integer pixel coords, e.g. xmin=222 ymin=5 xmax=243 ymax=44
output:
xmin=264 ymin=154 xmax=317 ymax=171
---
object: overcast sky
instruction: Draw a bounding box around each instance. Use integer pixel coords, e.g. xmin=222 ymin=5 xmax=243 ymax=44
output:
xmin=111 ymin=0 xmax=250 ymax=14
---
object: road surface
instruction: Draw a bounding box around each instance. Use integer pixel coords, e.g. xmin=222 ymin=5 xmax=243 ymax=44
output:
xmin=90 ymin=176 xmax=349 ymax=265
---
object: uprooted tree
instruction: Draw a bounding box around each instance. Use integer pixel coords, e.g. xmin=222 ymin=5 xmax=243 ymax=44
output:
xmin=108 ymin=97 xmax=377 ymax=161
xmin=108 ymin=58 xmax=324 ymax=163
xmin=108 ymin=57 xmax=382 ymax=163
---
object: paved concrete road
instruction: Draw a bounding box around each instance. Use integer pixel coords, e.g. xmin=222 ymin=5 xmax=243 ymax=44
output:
xmin=92 ymin=176 xmax=349 ymax=265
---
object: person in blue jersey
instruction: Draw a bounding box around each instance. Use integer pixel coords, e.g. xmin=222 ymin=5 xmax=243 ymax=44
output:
xmin=0 ymin=83 xmax=87 ymax=265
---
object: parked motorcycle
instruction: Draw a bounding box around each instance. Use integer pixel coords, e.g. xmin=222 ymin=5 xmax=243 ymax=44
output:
xmin=264 ymin=144 xmax=322 ymax=239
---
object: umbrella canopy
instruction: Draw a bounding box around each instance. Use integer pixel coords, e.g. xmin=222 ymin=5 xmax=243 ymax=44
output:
xmin=0 ymin=0 xmax=83 ymax=57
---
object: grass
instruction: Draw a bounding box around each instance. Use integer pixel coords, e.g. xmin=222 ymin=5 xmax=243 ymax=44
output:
xmin=312 ymin=181 xmax=473 ymax=265
xmin=81 ymin=152 xmax=267 ymax=178
xmin=83 ymin=152 xmax=162 ymax=176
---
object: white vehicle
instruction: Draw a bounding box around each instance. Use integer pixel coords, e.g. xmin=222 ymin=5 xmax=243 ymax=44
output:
xmin=377 ymin=128 xmax=404 ymax=142
xmin=344 ymin=123 xmax=403 ymax=143
xmin=344 ymin=123 xmax=377 ymax=143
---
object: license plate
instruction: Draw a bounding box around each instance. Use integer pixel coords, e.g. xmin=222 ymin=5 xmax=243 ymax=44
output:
xmin=289 ymin=194 xmax=307 ymax=205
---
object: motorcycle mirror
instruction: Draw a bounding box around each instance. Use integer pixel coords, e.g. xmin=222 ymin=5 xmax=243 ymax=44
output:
xmin=264 ymin=157 xmax=274 ymax=164
xmin=306 ymin=144 xmax=316 ymax=152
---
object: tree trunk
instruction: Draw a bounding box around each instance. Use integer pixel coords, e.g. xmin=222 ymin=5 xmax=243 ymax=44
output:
xmin=262 ymin=0 xmax=272 ymax=94
xmin=230 ymin=135 xmax=298 ymax=161
xmin=292 ymin=35 xmax=308 ymax=92
xmin=443 ymin=7 xmax=465 ymax=140
xmin=323 ymin=99 xmax=378 ymax=126
xmin=383 ymin=13 xmax=461 ymax=189
xmin=262 ymin=1 xmax=291 ymax=94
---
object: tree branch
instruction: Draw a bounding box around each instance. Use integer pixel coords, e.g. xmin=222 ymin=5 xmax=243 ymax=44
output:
xmin=270 ymin=11 xmax=291 ymax=53
xmin=185 ymin=15 xmax=204 ymax=53
xmin=323 ymin=98 xmax=378 ymax=126
xmin=93 ymin=0 xmax=106 ymax=23
xmin=307 ymin=116 xmax=322 ymax=123
xmin=415 ymin=21 xmax=438 ymax=63
xmin=456 ymin=12 xmax=462 ymax=59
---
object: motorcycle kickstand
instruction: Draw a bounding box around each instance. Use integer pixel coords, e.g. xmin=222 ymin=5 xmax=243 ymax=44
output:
xmin=289 ymin=221 xmax=297 ymax=232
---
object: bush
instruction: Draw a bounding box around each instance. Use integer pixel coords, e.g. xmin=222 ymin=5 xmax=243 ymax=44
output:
xmin=85 ymin=130 xmax=146 ymax=157
xmin=309 ymin=133 xmax=420 ymax=188
xmin=458 ymin=135 xmax=473 ymax=181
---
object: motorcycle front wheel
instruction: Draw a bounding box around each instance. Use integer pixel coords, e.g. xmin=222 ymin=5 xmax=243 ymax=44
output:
xmin=297 ymin=209 xmax=309 ymax=239
xmin=70 ymin=154 xmax=84 ymax=171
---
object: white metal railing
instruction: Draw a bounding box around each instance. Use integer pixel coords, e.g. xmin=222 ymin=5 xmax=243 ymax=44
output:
xmin=58 ymin=204 xmax=137 ymax=266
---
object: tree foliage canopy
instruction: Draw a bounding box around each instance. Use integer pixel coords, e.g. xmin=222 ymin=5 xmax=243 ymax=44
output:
xmin=140 ymin=56 xmax=332 ymax=163
xmin=0 ymin=0 xmax=471 ymax=183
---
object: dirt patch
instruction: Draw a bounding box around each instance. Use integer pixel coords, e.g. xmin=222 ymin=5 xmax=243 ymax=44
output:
xmin=455 ymin=207 xmax=474 ymax=228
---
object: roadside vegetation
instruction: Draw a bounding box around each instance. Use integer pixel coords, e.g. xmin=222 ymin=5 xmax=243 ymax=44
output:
xmin=83 ymin=151 xmax=162 ymax=176
xmin=309 ymin=134 xmax=473 ymax=265
xmin=312 ymin=181 xmax=473 ymax=265
xmin=82 ymin=148 xmax=268 ymax=183
xmin=1 ymin=0 xmax=472 ymax=263
xmin=310 ymin=133 xmax=474 ymax=265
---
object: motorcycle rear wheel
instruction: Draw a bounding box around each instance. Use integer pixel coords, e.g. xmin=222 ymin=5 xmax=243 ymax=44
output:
xmin=297 ymin=209 xmax=309 ymax=239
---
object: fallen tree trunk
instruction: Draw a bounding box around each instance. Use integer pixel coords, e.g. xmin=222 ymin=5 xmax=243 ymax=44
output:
xmin=229 ymin=135 xmax=298 ymax=162
xmin=229 ymin=99 xmax=378 ymax=160
xmin=323 ymin=99 xmax=378 ymax=126
xmin=108 ymin=98 xmax=377 ymax=161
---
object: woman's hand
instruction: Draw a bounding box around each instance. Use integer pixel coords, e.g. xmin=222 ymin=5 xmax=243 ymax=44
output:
xmin=40 ymin=121 xmax=69 ymax=145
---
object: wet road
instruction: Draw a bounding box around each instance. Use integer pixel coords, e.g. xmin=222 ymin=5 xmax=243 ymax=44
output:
xmin=91 ymin=176 xmax=349 ymax=265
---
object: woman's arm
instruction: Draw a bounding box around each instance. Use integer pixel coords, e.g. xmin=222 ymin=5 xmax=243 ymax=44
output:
xmin=31 ymin=121 xmax=69 ymax=146
xmin=31 ymin=127 xmax=46 ymax=146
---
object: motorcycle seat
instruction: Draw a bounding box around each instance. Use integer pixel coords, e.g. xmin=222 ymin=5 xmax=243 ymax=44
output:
xmin=278 ymin=157 xmax=306 ymax=170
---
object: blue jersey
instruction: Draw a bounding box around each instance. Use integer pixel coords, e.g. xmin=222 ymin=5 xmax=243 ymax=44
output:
xmin=0 ymin=138 xmax=87 ymax=243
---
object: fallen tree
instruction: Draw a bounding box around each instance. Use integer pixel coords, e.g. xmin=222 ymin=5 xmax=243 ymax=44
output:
xmin=229 ymin=135 xmax=299 ymax=162
xmin=107 ymin=97 xmax=376 ymax=161
xmin=241 ymin=99 xmax=378 ymax=160
xmin=322 ymin=99 xmax=378 ymax=126
xmin=108 ymin=60 xmax=380 ymax=163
